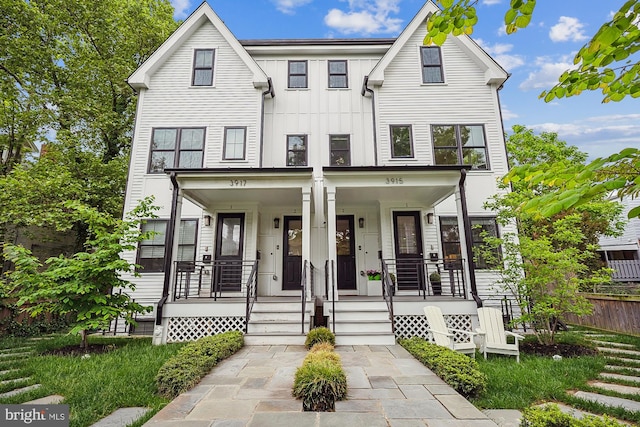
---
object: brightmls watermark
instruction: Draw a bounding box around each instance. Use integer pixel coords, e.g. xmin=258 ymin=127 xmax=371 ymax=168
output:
xmin=1 ymin=405 xmax=68 ymax=426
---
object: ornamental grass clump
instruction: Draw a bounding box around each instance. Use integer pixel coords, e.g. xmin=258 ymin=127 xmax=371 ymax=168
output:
xmin=304 ymin=326 xmax=335 ymax=349
xmin=156 ymin=330 xmax=243 ymax=398
xmin=522 ymin=404 xmax=626 ymax=427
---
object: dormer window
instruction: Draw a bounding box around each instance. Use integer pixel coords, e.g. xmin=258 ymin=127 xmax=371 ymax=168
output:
xmin=420 ymin=46 xmax=444 ymax=83
xmin=192 ymin=49 xmax=215 ymax=86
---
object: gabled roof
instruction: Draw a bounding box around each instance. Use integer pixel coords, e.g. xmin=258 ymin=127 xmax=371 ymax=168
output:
xmin=128 ymin=1 xmax=269 ymax=90
xmin=367 ymin=0 xmax=508 ymax=86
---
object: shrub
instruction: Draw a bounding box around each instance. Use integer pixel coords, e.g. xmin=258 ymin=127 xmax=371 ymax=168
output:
xmin=309 ymin=342 xmax=335 ymax=353
xmin=399 ymin=337 xmax=486 ymax=397
xmin=521 ymin=404 xmax=626 ymax=427
xmin=156 ymin=330 xmax=243 ymax=398
xmin=293 ymin=350 xmax=347 ymax=412
xmin=305 ymin=327 xmax=335 ymax=349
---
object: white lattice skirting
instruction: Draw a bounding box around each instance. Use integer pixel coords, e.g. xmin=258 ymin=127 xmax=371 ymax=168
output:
xmin=166 ymin=316 xmax=246 ymax=342
xmin=394 ymin=314 xmax=472 ymax=343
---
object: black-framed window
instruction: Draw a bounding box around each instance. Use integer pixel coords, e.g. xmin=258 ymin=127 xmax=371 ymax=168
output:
xmin=192 ymin=49 xmax=215 ymax=86
xmin=149 ymin=128 xmax=205 ymax=173
xmin=432 ymin=124 xmax=488 ymax=169
xmin=390 ymin=125 xmax=413 ymax=158
xmin=439 ymin=217 xmax=500 ymax=269
xmin=330 ymin=135 xmax=350 ymax=166
xmin=328 ymin=60 xmax=348 ymax=88
xmin=287 ymin=135 xmax=307 ymax=166
xmin=223 ymin=127 xmax=246 ymax=160
xmin=288 ymin=60 xmax=308 ymax=88
xmin=421 ymin=46 xmax=444 ymax=83
xmin=137 ymin=219 xmax=198 ymax=272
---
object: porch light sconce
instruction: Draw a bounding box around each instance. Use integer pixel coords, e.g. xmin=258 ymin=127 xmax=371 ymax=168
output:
xmin=426 ymin=213 xmax=434 ymax=225
xmin=274 ymin=217 xmax=280 ymax=229
xmin=358 ymin=217 xmax=365 ymax=228
xmin=204 ymin=215 xmax=212 ymax=226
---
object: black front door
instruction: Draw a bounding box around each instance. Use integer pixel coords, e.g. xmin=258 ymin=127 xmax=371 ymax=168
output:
xmin=283 ymin=216 xmax=303 ymax=290
xmin=214 ymin=213 xmax=245 ymax=292
xmin=393 ymin=211 xmax=425 ymax=291
xmin=336 ymin=215 xmax=356 ymax=290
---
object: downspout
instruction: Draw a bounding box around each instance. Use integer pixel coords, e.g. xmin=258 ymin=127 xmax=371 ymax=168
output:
xmin=458 ymin=169 xmax=482 ymax=307
xmin=156 ymin=172 xmax=180 ymax=325
xmin=361 ymin=76 xmax=378 ymax=166
xmin=259 ymin=77 xmax=274 ymax=168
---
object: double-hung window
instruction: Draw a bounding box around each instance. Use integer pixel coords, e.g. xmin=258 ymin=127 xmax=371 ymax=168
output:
xmin=432 ymin=124 xmax=488 ymax=169
xmin=328 ymin=60 xmax=348 ymax=88
xmin=192 ymin=49 xmax=215 ymax=86
xmin=439 ymin=217 xmax=500 ymax=269
xmin=390 ymin=125 xmax=413 ymax=158
xmin=420 ymin=46 xmax=444 ymax=83
xmin=287 ymin=135 xmax=307 ymax=166
xmin=329 ymin=135 xmax=350 ymax=166
xmin=288 ymin=60 xmax=308 ymax=88
xmin=137 ymin=219 xmax=198 ymax=272
xmin=149 ymin=128 xmax=205 ymax=173
xmin=223 ymin=127 xmax=246 ymax=160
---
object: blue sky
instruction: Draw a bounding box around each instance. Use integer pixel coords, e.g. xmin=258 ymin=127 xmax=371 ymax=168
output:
xmin=171 ymin=0 xmax=639 ymax=160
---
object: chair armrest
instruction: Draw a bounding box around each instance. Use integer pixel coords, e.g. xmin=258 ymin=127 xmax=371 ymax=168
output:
xmin=505 ymin=331 xmax=525 ymax=340
xmin=425 ymin=328 xmax=454 ymax=338
xmin=475 ymin=328 xmax=486 ymax=336
xmin=449 ymin=328 xmax=478 ymax=337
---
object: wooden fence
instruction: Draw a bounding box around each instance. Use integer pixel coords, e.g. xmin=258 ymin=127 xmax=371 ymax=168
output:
xmin=609 ymin=259 xmax=640 ymax=282
xmin=565 ymin=293 xmax=640 ymax=336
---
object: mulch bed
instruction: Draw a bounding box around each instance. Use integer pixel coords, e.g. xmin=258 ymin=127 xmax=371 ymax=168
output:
xmin=43 ymin=344 xmax=117 ymax=357
xmin=520 ymin=342 xmax=597 ymax=358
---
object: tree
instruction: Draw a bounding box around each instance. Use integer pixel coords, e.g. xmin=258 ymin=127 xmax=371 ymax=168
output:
xmin=2 ymin=198 xmax=158 ymax=349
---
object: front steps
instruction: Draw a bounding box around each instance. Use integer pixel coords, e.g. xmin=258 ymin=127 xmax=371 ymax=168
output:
xmin=244 ymin=300 xmax=312 ymax=345
xmin=324 ymin=299 xmax=395 ymax=345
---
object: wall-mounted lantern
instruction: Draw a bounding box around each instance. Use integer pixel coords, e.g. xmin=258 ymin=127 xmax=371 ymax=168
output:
xmin=426 ymin=213 xmax=434 ymax=224
xmin=204 ymin=215 xmax=212 ymax=226
xmin=274 ymin=217 xmax=280 ymax=229
xmin=358 ymin=217 xmax=365 ymax=228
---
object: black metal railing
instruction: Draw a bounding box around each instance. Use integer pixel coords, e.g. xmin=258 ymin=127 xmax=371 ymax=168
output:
xmin=245 ymin=261 xmax=259 ymax=333
xmin=381 ymin=259 xmax=395 ymax=332
xmin=173 ymin=260 xmax=259 ymax=300
xmin=301 ymin=260 xmax=308 ymax=334
xmin=326 ymin=260 xmax=336 ymax=333
xmin=380 ymin=258 xmax=467 ymax=299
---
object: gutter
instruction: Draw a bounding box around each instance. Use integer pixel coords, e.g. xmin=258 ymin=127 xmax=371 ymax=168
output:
xmin=156 ymin=172 xmax=180 ymax=325
xmin=458 ymin=169 xmax=482 ymax=307
xmin=259 ymin=77 xmax=274 ymax=168
xmin=361 ymin=76 xmax=378 ymax=166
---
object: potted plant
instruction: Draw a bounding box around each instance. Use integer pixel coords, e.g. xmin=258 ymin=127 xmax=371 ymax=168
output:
xmin=366 ymin=270 xmax=381 ymax=280
xmin=429 ymin=271 xmax=442 ymax=295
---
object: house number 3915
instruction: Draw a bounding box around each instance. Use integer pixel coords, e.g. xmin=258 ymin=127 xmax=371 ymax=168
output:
xmin=230 ymin=179 xmax=247 ymax=187
xmin=385 ymin=177 xmax=404 ymax=184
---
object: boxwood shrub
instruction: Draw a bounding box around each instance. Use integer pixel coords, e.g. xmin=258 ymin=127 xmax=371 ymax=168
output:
xmin=399 ymin=337 xmax=486 ymax=398
xmin=304 ymin=327 xmax=335 ymax=349
xmin=522 ymin=404 xmax=626 ymax=427
xmin=293 ymin=342 xmax=347 ymax=411
xmin=156 ymin=330 xmax=243 ymax=398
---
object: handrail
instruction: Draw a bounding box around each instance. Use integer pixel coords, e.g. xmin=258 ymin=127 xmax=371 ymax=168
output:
xmin=245 ymin=260 xmax=259 ymax=333
xmin=380 ymin=258 xmax=467 ymax=299
xmin=324 ymin=260 xmax=329 ymax=299
xmin=331 ymin=260 xmax=336 ymax=333
xmin=301 ymin=260 xmax=308 ymax=334
xmin=381 ymin=259 xmax=395 ymax=333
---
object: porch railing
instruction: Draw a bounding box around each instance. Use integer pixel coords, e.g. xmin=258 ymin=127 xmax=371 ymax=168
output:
xmin=609 ymin=259 xmax=640 ymax=282
xmin=245 ymin=261 xmax=259 ymax=333
xmin=381 ymin=259 xmax=395 ymax=333
xmin=173 ymin=260 xmax=259 ymax=300
xmin=381 ymin=258 xmax=467 ymax=299
xmin=325 ymin=260 xmax=337 ymax=333
xmin=301 ymin=260 xmax=308 ymax=334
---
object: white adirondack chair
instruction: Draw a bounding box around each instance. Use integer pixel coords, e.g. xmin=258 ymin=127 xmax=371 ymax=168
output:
xmin=476 ymin=307 xmax=524 ymax=363
xmin=423 ymin=306 xmax=477 ymax=357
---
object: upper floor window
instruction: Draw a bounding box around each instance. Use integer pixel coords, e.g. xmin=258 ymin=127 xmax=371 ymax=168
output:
xmin=390 ymin=125 xmax=413 ymax=158
xmin=223 ymin=127 xmax=246 ymax=160
xmin=421 ymin=46 xmax=444 ymax=83
xmin=288 ymin=60 xmax=308 ymax=88
xmin=330 ymin=135 xmax=350 ymax=166
xmin=439 ymin=217 xmax=500 ymax=269
xmin=149 ymin=128 xmax=205 ymax=173
xmin=328 ymin=60 xmax=348 ymax=88
xmin=287 ymin=135 xmax=307 ymax=166
xmin=432 ymin=125 xmax=488 ymax=169
xmin=192 ymin=49 xmax=215 ymax=86
xmin=137 ymin=219 xmax=198 ymax=272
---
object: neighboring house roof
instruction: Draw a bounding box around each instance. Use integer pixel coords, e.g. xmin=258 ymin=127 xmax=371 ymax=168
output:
xmin=128 ymin=1 xmax=269 ymax=90
xmin=367 ymin=0 xmax=508 ymax=86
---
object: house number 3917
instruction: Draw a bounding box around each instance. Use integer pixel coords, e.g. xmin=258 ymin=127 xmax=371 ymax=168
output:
xmin=385 ymin=177 xmax=404 ymax=184
xmin=230 ymin=179 xmax=247 ymax=187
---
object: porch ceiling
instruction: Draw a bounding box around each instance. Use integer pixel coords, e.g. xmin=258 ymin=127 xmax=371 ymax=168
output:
xmin=182 ymin=187 xmax=310 ymax=209
xmin=335 ymin=185 xmax=454 ymax=206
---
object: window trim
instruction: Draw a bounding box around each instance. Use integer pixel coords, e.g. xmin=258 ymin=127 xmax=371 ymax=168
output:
xmin=192 ymin=49 xmax=215 ymax=87
xmin=328 ymin=60 xmax=348 ymax=89
xmin=287 ymin=134 xmax=308 ymax=167
xmin=136 ymin=219 xmax=199 ymax=273
xmin=148 ymin=127 xmax=206 ymax=173
xmin=431 ymin=124 xmax=490 ymax=170
xmin=288 ymin=60 xmax=308 ymax=89
xmin=439 ymin=216 xmax=500 ymax=270
xmin=420 ymin=46 xmax=444 ymax=84
xmin=329 ymin=134 xmax=351 ymax=166
xmin=390 ymin=125 xmax=414 ymax=158
xmin=223 ymin=126 xmax=247 ymax=161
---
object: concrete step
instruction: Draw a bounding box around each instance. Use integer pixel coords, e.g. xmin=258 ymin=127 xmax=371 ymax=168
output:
xmin=483 ymin=409 xmax=522 ymax=427
xmin=246 ymin=322 xmax=309 ymax=334
xmin=591 ymin=340 xmax=637 ymax=349
xmin=249 ymin=312 xmax=311 ymax=322
xmin=606 ymin=357 xmax=640 ymax=366
xmin=598 ymin=347 xmax=640 ymax=357
xmin=606 ymin=365 xmax=640 ymax=373
xmin=536 ymin=402 xmax=632 ymax=425
xmin=0 ymin=369 xmax=20 ymax=376
xmin=600 ymin=372 xmax=640 ymax=384
xmin=0 ymin=352 xmax=33 ymax=359
xmin=0 ymin=377 xmax=31 ymax=386
xmin=24 ymin=395 xmax=64 ymax=405
xmin=0 ymin=383 xmax=41 ymax=399
xmin=244 ymin=333 xmax=307 ymax=346
xmin=89 ymin=407 xmax=149 ymax=427
xmin=0 ymin=347 xmax=33 ymax=354
xmin=574 ymin=390 xmax=640 ymax=412
xmin=590 ymin=381 xmax=640 ymax=396
xmin=332 ymin=320 xmax=393 ymax=334
xmin=334 ymin=333 xmax=396 ymax=346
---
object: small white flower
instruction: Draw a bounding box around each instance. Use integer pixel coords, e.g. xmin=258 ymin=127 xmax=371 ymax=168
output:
xmin=552 ymin=354 xmax=562 ymax=361
xmin=81 ymin=354 xmax=91 ymax=359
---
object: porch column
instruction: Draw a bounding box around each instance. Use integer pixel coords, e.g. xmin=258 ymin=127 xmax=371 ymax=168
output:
xmin=326 ymin=187 xmax=338 ymax=301
xmin=455 ymin=170 xmax=480 ymax=306
xmin=302 ymin=187 xmax=312 ymax=301
xmin=167 ymin=190 xmax=184 ymax=304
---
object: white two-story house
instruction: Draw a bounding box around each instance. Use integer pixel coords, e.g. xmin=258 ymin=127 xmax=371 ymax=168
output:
xmin=120 ymin=0 xmax=513 ymax=345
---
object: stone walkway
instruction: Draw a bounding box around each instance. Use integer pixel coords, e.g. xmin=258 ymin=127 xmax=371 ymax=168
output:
xmin=144 ymin=344 xmax=499 ymax=427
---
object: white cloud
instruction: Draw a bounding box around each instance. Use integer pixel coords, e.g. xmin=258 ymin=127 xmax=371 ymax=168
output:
xmin=519 ymin=57 xmax=573 ymax=91
xmin=324 ymin=0 xmax=403 ymax=35
xmin=171 ymin=0 xmax=192 ymax=19
xmin=501 ymin=106 xmax=518 ymax=121
xmin=549 ymin=16 xmax=588 ymax=42
xmin=482 ymin=0 xmax=502 ymax=5
xmin=476 ymin=39 xmax=525 ymax=71
xmin=272 ymin=0 xmax=313 ymax=14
